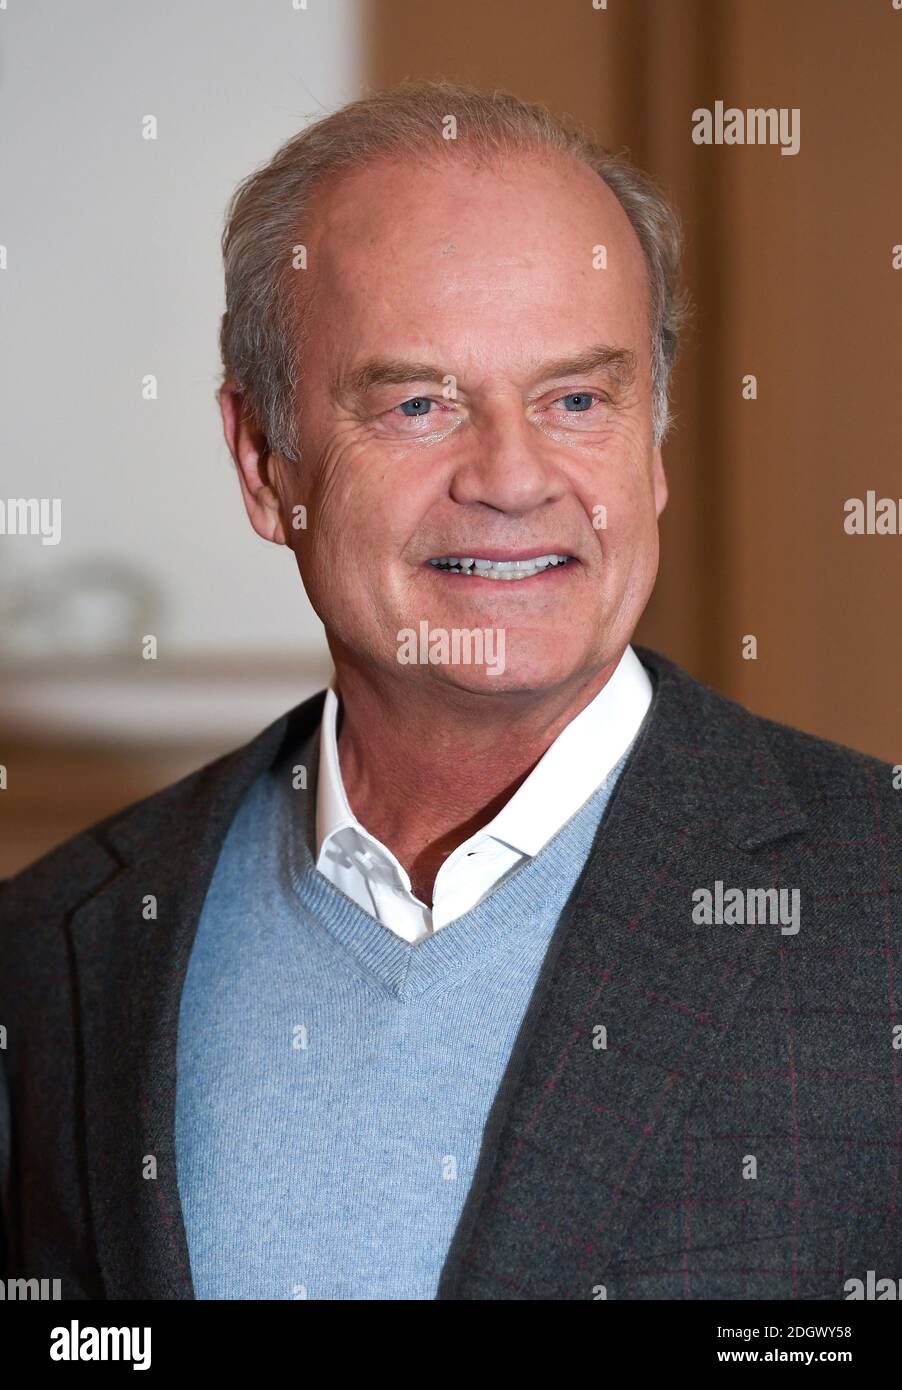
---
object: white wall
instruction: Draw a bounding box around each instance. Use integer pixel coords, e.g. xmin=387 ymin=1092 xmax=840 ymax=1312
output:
xmin=0 ymin=0 xmax=361 ymax=670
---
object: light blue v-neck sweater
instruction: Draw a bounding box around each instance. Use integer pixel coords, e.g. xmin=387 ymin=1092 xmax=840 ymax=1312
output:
xmin=174 ymin=731 xmax=630 ymax=1300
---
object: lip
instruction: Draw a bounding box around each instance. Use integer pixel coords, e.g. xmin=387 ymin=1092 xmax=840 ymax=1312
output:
xmin=424 ymin=555 xmax=579 ymax=586
xmin=425 ymin=547 xmax=576 ymax=563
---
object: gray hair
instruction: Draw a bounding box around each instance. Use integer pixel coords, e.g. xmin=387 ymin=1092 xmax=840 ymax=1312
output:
xmin=219 ymin=78 xmax=689 ymax=459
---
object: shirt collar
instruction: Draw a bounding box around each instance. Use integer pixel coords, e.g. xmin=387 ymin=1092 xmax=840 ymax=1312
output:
xmin=446 ymin=642 xmax=652 ymax=863
xmin=315 ymin=675 xmax=358 ymax=859
xmin=316 ymin=644 xmax=652 ymax=865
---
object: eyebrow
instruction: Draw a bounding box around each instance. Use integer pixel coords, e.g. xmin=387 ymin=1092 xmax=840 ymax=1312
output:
xmin=330 ymin=342 xmax=638 ymax=405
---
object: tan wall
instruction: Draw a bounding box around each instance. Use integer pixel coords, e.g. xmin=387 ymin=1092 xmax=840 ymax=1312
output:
xmin=365 ymin=0 xmax=902 ymax=760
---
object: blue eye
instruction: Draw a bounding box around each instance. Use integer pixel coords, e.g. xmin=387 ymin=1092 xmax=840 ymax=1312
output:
xmin=398 ymin=397 xmax=432 ymax=416
xmin=560 ymin=392 xmax=595 ymax=412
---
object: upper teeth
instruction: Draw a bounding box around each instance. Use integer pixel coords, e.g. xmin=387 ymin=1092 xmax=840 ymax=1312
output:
xmin=428 ymin=553 xmax=571 ymax=580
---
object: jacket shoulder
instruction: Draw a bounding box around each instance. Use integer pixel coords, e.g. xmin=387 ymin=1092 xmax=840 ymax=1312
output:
xmin=637 ymin=644 xmax=901 ymax=831
xmin=0 ymin=746 xmax=235 ymax=922
xmin=0 ymin=691 xmax=325 ymax=923
xmin=750 ymin=706 xmax=902 ymax=838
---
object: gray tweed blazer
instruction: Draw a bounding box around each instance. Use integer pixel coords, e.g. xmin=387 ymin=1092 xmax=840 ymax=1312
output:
xmin=1 ymin=646 xmax=900 ymax=1300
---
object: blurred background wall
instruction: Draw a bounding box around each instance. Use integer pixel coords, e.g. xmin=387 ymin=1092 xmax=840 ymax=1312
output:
xmin=2 ymin=0 xmax=900 ymax=875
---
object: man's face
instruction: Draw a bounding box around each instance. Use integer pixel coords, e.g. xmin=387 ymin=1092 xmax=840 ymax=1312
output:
xmin=277 ymin=148 xmax=667 ymax=696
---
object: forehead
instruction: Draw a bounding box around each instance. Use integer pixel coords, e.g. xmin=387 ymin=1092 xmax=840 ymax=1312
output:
xmin=300 ymin=148 xmax=651 ymax=360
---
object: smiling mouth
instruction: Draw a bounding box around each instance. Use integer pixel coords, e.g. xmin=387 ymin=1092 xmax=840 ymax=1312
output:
xmin=427 ymin=553 xmax=574 ymax=581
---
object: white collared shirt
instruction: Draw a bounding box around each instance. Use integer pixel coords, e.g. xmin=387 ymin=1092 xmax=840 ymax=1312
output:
xmin=314 ymin=645 xmax=653 ymax=944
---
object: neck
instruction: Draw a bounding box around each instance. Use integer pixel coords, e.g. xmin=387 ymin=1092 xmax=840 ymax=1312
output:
xmin=329 ymin=650 xmax=624 ymax=902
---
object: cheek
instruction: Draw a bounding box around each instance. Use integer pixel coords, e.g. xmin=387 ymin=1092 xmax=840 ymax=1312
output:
xmin=578 ymin=461 xmax=657 ymax=553
xmin=294 ymin=434 xmax=428 ymax=585
xmin=296 ymin=436 xmax=376 ymax=557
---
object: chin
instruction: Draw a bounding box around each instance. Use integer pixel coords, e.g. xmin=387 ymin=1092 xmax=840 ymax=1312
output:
xmin=425 ymin=650 xmax=587 ymax=698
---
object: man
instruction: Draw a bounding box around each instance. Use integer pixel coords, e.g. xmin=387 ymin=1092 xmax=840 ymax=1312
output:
xmin=1 ymin=80 xmax=899 ymax=1301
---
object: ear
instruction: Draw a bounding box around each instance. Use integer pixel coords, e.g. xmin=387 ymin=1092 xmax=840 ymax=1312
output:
xmin=652 ymin=445 xmax=668 ymax=518
xmin=218 ymin=381 xmax=287 ymax=545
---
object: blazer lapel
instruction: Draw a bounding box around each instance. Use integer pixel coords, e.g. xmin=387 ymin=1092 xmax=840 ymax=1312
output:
xmin=69 ymin=695 xmax=324 ymax=1298
xmin=438 ymin=648 xmax=808 ymax=1299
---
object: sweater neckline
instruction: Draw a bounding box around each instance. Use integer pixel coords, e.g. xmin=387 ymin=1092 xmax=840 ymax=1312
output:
xmin=281 ymin=749 xmax=624 ymax=1001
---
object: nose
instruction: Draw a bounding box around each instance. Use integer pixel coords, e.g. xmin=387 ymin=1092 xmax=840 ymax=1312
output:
xmin=448 ymin=396 xmax=567 ymax=515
